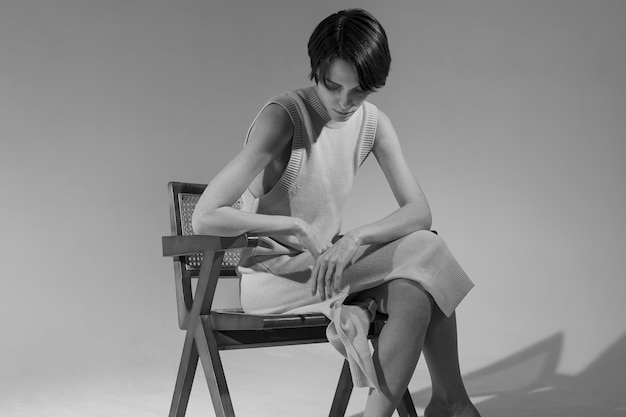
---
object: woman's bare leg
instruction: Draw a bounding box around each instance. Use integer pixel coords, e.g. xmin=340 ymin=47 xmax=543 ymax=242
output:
xmin=423 ymin=309 xmax=481 ymax=417
xmin=356 ymin=279 xmax=433 ymax=417
xmin=352 ymin=278 xmax=480 ymax=417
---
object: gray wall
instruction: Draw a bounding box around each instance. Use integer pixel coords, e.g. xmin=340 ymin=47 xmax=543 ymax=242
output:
xmin=1 ymin=0 xmax=625 ymax=399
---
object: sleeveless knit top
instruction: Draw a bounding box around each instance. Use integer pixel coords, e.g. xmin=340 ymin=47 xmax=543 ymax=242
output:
xmin=238 ymin=87 xmax=378 ymax=270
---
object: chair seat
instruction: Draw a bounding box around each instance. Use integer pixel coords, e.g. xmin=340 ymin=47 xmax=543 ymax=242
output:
xmin=207 ymin=308 xmax=388 ymax=350
xmin=210 ymin=308 xmax=388 ymax=331
xmin=210 ymin=308 xmax=331 ymax=330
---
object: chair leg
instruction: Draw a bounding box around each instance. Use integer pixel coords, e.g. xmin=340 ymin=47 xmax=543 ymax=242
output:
xmin=170 ymin=331 xmax=199 ymax=417
xmin=396 ymin=389 xmax=418 ymax=417
xmin=328 ymin=359 xmax=354 ymax=417
xmin=328 ymin=359 xmax=417 ymax=417
xmin=195 ymin=320 xmax=236 ymax=417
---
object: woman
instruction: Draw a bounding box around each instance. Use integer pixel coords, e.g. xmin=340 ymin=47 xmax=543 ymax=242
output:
xmin=192 ymin=9 xmax=480 ymax=417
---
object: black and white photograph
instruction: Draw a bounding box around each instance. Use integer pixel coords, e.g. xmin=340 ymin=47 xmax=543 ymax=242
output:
xmin=1 ymin=1 xmax=625 ymax=416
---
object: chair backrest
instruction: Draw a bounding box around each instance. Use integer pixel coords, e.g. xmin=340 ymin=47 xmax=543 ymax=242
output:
xmin=168 ymin=181 xmax=241 ymax=278
xmin=168 ymin=181 xmax=249 ymax=328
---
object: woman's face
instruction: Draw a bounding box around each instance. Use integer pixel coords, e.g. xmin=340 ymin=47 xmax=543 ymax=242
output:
xmin=315 ymin=58 xmax=371 ymax=122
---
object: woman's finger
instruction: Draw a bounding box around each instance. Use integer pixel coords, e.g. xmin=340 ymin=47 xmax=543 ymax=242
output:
xmin=333 ymin=262 xmax=346 ymax=293
xmin=312 ymin=259 xmax=327 ymax=300
xmin=310 ymin=262 xmax=319 ymax=296
xmin=318 ymin=263 xmax=328 ymax=300
xmin=324 ymin=260 xmax=335 ymax=299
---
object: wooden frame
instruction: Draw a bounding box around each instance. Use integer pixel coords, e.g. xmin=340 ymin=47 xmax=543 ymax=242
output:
xmin=162 ymin=181 xmax=417 ymax=417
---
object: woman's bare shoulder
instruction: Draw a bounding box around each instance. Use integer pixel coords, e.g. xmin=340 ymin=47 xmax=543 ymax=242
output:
xmin=246 ymin=102 xmax=294 ymax=152
xmin=373 ymin=109 xmax=401 ymax=151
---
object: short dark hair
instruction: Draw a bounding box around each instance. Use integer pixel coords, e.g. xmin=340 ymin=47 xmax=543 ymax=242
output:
xmin=308 ymin=9 xmax=391 ymax=92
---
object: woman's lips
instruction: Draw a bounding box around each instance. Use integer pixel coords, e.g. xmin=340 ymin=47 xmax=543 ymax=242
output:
xmin=334 ymin=109 xmax=354 ymax=117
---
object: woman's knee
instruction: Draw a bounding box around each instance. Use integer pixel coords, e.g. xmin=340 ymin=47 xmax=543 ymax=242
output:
xmin=384 ymin=279 xmax=433 ymax=320
xmin=405 ymin=229 xmax=442 ymax=247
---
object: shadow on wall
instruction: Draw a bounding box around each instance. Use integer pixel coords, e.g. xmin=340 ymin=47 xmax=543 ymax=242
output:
xmin=349 ymin=332 xmax=626 ymax=417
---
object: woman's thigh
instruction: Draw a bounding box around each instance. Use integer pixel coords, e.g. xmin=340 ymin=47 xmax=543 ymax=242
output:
xmin=348 ymin=278 xmax=433 ymax=318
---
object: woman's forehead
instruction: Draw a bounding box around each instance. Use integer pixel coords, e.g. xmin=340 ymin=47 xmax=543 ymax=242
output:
xmin=325 ymin=58 xmax=360 ymax=87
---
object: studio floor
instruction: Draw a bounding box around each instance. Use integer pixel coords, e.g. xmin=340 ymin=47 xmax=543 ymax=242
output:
xmin=2 ymin=334 xmax=625 ymax=417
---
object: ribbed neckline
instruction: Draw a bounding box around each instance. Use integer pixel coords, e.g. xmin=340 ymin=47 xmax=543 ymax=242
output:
xmin=304 ymin=86 xmax=360 ymax=129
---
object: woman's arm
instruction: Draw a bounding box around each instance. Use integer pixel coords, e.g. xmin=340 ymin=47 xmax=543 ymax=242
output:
xmin=312 ymin=109 xmax=432 ymax=299
xmin=346 ymin=109 xmax=432 ymax=245
xmin=191 ymin=103 xmax=332 ymax=258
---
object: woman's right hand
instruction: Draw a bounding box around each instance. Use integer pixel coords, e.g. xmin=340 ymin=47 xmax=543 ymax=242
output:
xmin=293 ymin=218 xmax=332 ymax=259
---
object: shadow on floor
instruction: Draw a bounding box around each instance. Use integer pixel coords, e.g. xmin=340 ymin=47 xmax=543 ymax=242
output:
xmin=350 ymin=332 xmax=626 ymax=417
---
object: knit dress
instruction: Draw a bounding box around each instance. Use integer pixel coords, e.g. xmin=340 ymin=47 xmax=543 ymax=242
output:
xmin=236 ymin=87 xmax=474 ymax=388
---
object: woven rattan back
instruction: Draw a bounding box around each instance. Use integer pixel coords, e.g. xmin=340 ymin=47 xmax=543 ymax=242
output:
xmin=168 ymin=181 xmax=241 ymax=278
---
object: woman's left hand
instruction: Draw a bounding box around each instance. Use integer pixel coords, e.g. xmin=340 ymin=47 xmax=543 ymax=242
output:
xmin=311 ymin=233 xmax=361 ymax=300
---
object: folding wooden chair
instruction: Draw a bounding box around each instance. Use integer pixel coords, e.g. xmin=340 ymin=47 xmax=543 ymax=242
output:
xmin=162 ymin=181 xmax=418 ymax=417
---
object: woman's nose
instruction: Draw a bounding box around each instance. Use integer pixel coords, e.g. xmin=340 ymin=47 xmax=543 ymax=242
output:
xmin=339 ymin=92 xmax=352 ymax=109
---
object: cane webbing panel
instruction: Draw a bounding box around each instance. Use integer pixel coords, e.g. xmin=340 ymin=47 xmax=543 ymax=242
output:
xmin=178 ymin=192 xmax=243 ymax=273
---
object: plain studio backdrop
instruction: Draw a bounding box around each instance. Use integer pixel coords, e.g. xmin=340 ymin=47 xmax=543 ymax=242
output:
xmin=1 ymin=1 xmax=625 ymax=416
